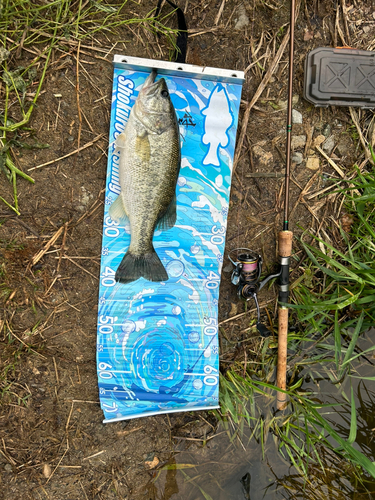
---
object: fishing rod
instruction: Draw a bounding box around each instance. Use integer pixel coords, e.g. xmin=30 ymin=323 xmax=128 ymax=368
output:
xmin=228 ymin=0 xmax=295 ymax=410
xmin=276 ymin=0 xmax=295 ymax=410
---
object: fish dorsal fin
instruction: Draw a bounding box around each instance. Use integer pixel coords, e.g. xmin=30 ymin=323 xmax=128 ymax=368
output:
xmin=135 ymin=131 xmax=151 ymax=163
xmin=156 ymin=194 xmax=177 ymax=231
xmin=108 ymin=195 xmax=129 ymax=224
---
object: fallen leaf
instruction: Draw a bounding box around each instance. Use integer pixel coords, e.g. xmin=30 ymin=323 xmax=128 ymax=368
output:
xmin=42 ymin=464 xmax=52 ymax=478
xmin=341 ymin=213 xmax=354 ymax=233
xmin=145 ymin=456 xmax=160 ymax=469
xmin=229 ymin=303 xmax=238 ymax=317
xmin=314 ymin=135 xmax=326 ymax=147
xmin=304 ymin=30 xmax=314 ymax=41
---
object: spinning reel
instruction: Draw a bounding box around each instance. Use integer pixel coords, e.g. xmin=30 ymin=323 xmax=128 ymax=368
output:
xmin=228 ymin=248 xmax=280 ymax=337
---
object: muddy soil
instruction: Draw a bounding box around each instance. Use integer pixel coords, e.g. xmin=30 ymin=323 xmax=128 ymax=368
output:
xmin=1 ymin=0 xmax=374 ymax=499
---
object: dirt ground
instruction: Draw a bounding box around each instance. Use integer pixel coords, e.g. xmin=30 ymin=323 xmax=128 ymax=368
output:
xmin=1 ymin=0 xmax=375 ymax=498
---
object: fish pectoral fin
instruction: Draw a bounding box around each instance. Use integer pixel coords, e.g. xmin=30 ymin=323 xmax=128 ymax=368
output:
xmin=135 ymin=132 xmax=151 ymax=163
xmin=108 ymin=195 xmax=129 ymax=224
xmin=115 ymin=131 xmax=127 ymax=149
xmin=156 ymin=194 xmax=177 ymax=231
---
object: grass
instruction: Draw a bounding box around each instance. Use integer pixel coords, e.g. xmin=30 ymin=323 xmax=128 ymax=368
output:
xmin=0 ymin=343 xmax=32 ymax=408
xmin=0 ymin=283 xmax=39 ymax=409
xmin=0 ymin=223 xmax=53 ymax=409
xmin=218 ymin=155 xmax=375 ymax=490
xmin=0 ymin=0 xmax=179 ymax=214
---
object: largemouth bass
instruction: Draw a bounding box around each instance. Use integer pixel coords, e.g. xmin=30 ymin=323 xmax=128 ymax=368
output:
xmin=109 ymin=70 xmax=180 ymax=284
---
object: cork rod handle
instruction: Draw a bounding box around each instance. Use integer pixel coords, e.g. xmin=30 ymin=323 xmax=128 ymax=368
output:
xmin=277 ymin=230 xmax=293 ymax=410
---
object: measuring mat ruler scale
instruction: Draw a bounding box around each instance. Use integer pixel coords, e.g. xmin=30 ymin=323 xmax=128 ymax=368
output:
xmin=97 ymin=55 xmax=244 ymax=422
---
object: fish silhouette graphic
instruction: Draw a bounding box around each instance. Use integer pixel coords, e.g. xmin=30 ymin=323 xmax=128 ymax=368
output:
xmin=202 ymin=84 xmax=233 ymax=166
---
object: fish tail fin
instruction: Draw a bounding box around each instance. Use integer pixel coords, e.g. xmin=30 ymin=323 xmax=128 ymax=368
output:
xmin=115 ymin=249 xmax=168 ymax=284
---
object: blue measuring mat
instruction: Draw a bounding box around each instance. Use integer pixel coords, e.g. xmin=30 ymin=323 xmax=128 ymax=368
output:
xmin=97 ymin=56 xmax=244 ymax=422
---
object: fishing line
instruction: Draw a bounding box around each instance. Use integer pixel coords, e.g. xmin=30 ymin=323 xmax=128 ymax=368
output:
xmin=155 ymin=0 xmax=188 ymax=63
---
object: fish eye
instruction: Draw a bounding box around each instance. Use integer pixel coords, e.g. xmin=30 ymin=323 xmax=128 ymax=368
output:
xmin=161 ymin=89 xmax=169 ymax=98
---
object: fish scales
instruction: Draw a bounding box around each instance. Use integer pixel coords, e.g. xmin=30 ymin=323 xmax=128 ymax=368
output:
xmin=109 ymin=70 xmax=180 ymax=284
xmin=123 ymin=123 xmax=179 ymax=254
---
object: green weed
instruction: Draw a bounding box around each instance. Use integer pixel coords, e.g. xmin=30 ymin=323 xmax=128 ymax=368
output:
xmin=0 ymin=0 xmax=178 ymax=213
xmin=218 ymin=156 xmax=375 ymax=487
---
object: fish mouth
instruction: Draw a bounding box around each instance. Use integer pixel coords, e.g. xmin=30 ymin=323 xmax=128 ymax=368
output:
xmin=143 ymin=69 xmax=157 ymax=88
xmin=141 ymin=69 xmax=163 ymax=94
xmin=141 ymin=70 xmax=167 ymax=96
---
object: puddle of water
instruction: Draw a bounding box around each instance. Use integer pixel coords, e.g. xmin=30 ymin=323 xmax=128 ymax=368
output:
xmin=148 ymin=329 xmax=375 ymax=499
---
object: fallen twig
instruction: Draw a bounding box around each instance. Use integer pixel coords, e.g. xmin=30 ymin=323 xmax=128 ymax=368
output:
xmin=340 ymin=0 xmax=351 ymax=45
xmin=233 ymin=0 xmax=301 ymax=173
xmin=28 ymin=134 xmax=104 ymax=171
xmin=233 ymin=28 xmax=290 ymax=171
xmin=46 ymin=448 xmax=68 ymax=484
xmin=289 ymin=171 xmax=320 ymax=222
xmin=76 ymin=41 xmax=82 ymax=152
xmin=246 ymin=172 xmax=284 ymax=178
xmin=57 ymin=222 xmax=69 ymax=273
xmin=5 ymin=321 xmax=46 ymax=359
xmin=31 ymin=225 xmax=65 ymax=266
xmin=64 ymin=255 xmax=99 ymax=280
xmin=315 ymin=145 xmax=346 ymax=178
xmin=214 ymin=0 xmax=226 ymax=25
xmin=349 ymin=108 xmax=373 ymax=165
xmin=315 ymin=145 xmax=361 ymax=196
xmin=83 ymin=450 xmax=106 ymax=461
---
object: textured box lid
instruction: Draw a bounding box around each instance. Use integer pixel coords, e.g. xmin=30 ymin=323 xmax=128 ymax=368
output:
xmin=304 ymin=47 xmax=375 ymax=108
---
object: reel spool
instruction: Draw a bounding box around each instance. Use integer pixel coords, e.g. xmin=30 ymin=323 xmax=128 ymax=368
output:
xmin=228 ymin=248 xmax=262 ymax=299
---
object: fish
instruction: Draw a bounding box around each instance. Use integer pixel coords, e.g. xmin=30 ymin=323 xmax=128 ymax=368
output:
xmin=109 ymin=70 xmax=180 ymax=284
